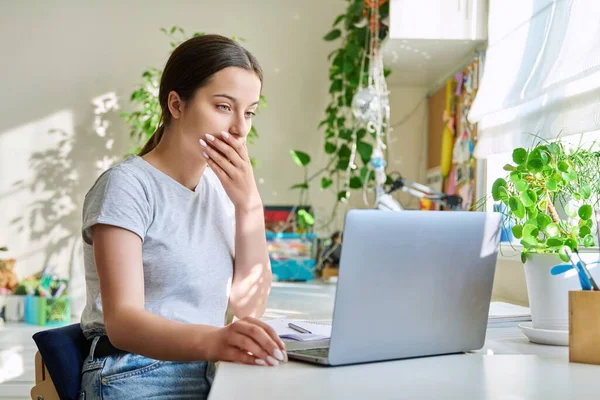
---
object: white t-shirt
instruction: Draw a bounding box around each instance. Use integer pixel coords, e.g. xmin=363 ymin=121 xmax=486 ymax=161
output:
xmin=80 ymin=155 xmax=235 ymax=339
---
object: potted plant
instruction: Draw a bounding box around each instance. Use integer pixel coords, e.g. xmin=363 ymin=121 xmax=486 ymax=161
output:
xmin=492 ymin=141 xmax=600 ymax=341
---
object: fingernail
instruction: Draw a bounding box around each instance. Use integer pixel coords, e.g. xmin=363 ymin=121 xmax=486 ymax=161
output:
xmin=266 ymin=356 xmax=279 ymax=366
xmin=202 ymin=152 xmax=209 ymax=159
xmin=199 ymin=139 xmax=208 ymax=147
xmin=221 ymin=131 xmax=230 ymax=139
xmin=273 ymin=348 xmax=285 ymax=361
xmin=205 ymin=133 xmax=215 ymax=141
xmin=255 ymin=359 xmax=267 ymax=366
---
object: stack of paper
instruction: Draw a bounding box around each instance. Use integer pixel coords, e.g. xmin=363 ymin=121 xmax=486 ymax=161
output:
xmin=488 ymin=302 xmax=531 ymax=325
xmin=265 ymin=319 xmax=332 ymax=341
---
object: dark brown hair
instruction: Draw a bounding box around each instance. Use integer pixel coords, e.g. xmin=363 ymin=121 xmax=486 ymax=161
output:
xmin=139 ymin=34 xmax=263 ymax=156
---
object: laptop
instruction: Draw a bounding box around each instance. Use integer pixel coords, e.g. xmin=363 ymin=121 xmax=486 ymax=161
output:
xmin=287 ymin=210 xmax=502 ymax=366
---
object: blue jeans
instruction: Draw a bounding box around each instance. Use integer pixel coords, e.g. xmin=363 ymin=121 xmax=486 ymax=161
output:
xmin=80 ymin=336 xmax=215 ymax=399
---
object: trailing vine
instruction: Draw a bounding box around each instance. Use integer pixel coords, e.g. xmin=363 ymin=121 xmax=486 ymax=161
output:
xmin=290 ymin=0 xmax=391 ymax=228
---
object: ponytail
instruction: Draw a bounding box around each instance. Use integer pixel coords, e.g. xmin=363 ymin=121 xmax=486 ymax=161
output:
xmin=138 ymin=124 xmax=165 ymax=156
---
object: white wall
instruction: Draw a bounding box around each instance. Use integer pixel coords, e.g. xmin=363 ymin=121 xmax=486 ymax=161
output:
xmin=386 ymin=85 xmax=429 ymax=208
xmin=0 ymin=1 xmax=429 ymax=306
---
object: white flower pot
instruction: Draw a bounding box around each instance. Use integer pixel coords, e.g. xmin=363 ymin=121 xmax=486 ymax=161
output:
xmin=4 ymin=294 xmax=26 ymax=322
xmin=524 ymin=252 xmax=600 ymax=331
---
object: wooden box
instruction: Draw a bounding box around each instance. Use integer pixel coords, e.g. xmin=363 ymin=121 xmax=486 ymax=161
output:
xmin=569 ymin=290 xmax=600 ymax=365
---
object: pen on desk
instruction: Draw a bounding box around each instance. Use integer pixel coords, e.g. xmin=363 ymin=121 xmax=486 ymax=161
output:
xmin=288 ymin=322 xmax=312 ymax=334
xmin=572 ymin=249 xmax=600 ymax=291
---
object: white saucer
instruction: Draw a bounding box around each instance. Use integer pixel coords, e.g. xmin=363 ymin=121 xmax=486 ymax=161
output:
xmin=518 ymin=322 xmax=569 ymax=346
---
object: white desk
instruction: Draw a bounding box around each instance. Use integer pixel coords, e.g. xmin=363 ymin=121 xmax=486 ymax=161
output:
xmin=209 ymin=326 xmax=600 ymax=399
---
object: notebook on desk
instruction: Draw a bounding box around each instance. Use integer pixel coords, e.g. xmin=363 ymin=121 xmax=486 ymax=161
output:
xmin=487 ymin=302 xmax=531 ymax=326
xmin=266 ymin=319 xmax=332 ymax=341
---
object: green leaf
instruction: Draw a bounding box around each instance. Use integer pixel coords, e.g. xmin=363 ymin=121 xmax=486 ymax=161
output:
xmin=559 ymin=247 xmax=571 ymax=262
xmin=297 ymin=209 xmax=315 ymax=226
xmin=339 ymin=129 xmax=353 ymax=140
xmin=584 ymin=234 xmax=595 ymax=247
xmin=521 ymin=252 xmax=529 ymax=263
xmin=338 ymin=144 xmax=351 ymax=158
xmin=333 ymin=14 xmax=345 ymax=27
xmin=580 ymin=225 xmax=591 ymax=237
xmin=542 ymin=166 xmax=553 ymax=177
xmin=357 ymin=128 xmax=367 ymax=141
xmin=329 ymin=80 xmax=343 ymax=93
xmin=512 ymin=148 xmax=528 ymax=165
xmin=336 ymin=157 xmax=350 ymax=170
xmin=562 ymin=170 xmax=577 ymax=181
xmin=290 ymin=150 xmax=311 ymax=166
xmin=492 ymin=179 xmax=508 ymax=202
xmin=579 ymin=204 xmax=593 ymax=220
xmin=547 ymin=238 xmax=563 ymax=247
xmin=360 ymin=166 xmax=373 ymax=183
xmin=523 ymin=224 xmax=540 ymax=239
xmin=356 ymin=141 xmax=373 ymax=164
xmin=321 ymin=177 xmax=333 ymax=190
xmin=509 ymin=172 xmax=522 ymax=183
xmin=325 ymin=142 xmax=337 ymax=154
xmin=349 ymin=177 xmax=363 ymax=189
xmin=581 ymin=184 xmax=592 ymax=200
xmin=527 ymin=157 xmax=544 ymax=172
xmin=503 ymin=164 xmax=516 ymax=171
xmin=528 ymin=207 xmax=540 ymax=220
xmin=498 ymin=186 xmax=509 ymax=202
xmin=290 ymin=183 xmax=309 ymax=190
xmin=521 ymin=237 xmax=538 ymax=249
xmin=547 ymin=178 xmax=558 ymax=192
xmin=509 ymin=196 xmax=526 ymax=219
xmin=337 ymin=190 xmax=348 ymax=202
xmin=324 ymin=29 xmax=342 ymax=41
xmin=565 ymin=237 xmax=578 ymax=250
xmin=558 ymin=161 xmax=570 ymax=172
xmin=536 ymin=213 xmax=552 ymax=229
xmin=512 ymin=225 xmax=523 ymax=239
xmin=521 ymin=189 xmax=537 ymax=207
xmin=515 ymin=180 xmax=528 ymax=192
xmin=546 ymin=223 xmax=560 ymax=237
xmin=547 ymin=143 xmax=561 ymax=155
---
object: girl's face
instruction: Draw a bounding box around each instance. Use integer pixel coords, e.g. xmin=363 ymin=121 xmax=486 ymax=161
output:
xmin=169 ymin=66 xmax=262 ymax=151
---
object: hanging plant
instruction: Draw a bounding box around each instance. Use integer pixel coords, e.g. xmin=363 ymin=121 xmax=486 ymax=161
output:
xmin=121 ymin=26 xmax=266 ymax=161
xmin=289 ymin=0 xmax=391 ymax=228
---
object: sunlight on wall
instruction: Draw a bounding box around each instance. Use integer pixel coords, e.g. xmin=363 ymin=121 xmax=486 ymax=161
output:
xmin=0 ymin=109 xmax=74 ymax=278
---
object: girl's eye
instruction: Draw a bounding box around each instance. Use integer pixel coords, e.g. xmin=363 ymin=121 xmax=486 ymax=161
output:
xmin=245 ymin=111 xmax=256 ymax=118
xmin=217 ymin=104 xmax=231 ymax=112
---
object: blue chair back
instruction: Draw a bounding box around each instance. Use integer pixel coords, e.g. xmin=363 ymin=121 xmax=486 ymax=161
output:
xmin=32 ymin=323 xmax=90 ymax=400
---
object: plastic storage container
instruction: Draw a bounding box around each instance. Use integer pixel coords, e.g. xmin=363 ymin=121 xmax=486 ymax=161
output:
xmin=25 ymin=295 xmax=71 ymax=326
xmin=267 ymin=232 xmax=317 ymax=281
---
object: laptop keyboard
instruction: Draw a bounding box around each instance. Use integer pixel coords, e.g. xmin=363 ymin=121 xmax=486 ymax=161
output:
xmin=291 ymin=347 xmax=329 ymax=358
